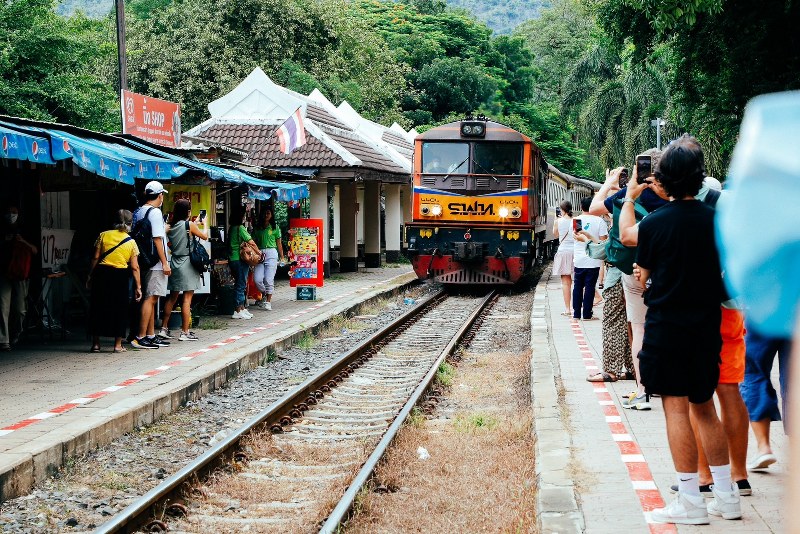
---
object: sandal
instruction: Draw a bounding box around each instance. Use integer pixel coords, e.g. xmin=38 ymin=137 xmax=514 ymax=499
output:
xmin=560 ymin=311 xmax=571 ymax=316
xmin=622 ymin=371 xmax=636 ymax=380
xmin=90 ymin=346 xmax=101 ymax=353
xmin=587 ymin=372 xmax=618 ymax=382
xmin=113 ymin=347 xmax=127 ymax=353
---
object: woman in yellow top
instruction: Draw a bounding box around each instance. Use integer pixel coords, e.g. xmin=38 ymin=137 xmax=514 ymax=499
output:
xmin=87 ymin=210 xmax=142 ymax=353
xmin=252 ymin=208 xmax=286 ymax=310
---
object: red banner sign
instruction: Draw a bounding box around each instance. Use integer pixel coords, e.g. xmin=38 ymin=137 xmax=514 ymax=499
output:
xmin=121 ymin=90 xmax=182 ymax=148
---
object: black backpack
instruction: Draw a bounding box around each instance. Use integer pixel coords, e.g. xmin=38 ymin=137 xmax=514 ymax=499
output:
xmin=131 ymin=206 xmax=158 ymax=271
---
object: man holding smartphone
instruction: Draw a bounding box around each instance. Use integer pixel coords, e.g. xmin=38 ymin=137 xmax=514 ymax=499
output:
xmin=572 ymin=197 xmax=607 ymax=320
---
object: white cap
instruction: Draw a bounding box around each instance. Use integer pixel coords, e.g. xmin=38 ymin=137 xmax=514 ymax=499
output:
xmin=703 ymin=176 xmax=722 ymax=191
xmin=144 ymin=181 xmax=168 ymax=195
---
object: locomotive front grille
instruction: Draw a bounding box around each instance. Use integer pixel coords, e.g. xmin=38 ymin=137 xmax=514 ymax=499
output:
xmin=433 ymin=268 xmax=512 ymax=284
xmin=422 ymin=176 xmax=437 ymax=187
xmin=450 ymin=177 xmax=466 ymax=188
xmin=506 ymin=178 xmax=521 ymax=189
xmin=475 ymin=177 xmax=491 ymax=189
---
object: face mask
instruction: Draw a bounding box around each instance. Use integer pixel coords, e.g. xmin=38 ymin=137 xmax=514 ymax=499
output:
xmin=5 ymin=214 xmax=18 ymax=224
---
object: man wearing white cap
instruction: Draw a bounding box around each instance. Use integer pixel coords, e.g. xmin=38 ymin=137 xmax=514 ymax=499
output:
xmin=131 ymin=181 xmax=172 ymax=350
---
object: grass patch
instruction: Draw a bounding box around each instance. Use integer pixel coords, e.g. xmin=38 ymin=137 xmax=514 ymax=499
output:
xmin=406 ymin=406 xmax=426 ymax=428
xmin=454 ymin=413 xmax=499 ymax=432
xmin=328 ymin=274 xmax=347 ymax=281
xmin=296 ymin=331 xmax=316 ymax=350
xmin=196 ymin=317 xmax=227 ymax=330
xmin=435 ymin=361 xmax=455 ymax=387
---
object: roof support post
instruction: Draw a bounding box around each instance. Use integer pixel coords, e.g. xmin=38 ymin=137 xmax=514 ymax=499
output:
xmin=338 ymin=181 xmax=358 ymax=272
xmin=363 ymin=181 xmax=381 ymax=268
xmin=384 ymin=183 xmax=401 ymax=264
xmin=309 ymin=181 xmax=330 ymax=277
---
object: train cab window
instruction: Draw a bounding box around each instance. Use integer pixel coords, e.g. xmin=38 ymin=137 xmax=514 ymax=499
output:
xmin=422 ymin=142 xmax=469 ymax=174
xmin=472 ymin=143 xmax=523 ymax=176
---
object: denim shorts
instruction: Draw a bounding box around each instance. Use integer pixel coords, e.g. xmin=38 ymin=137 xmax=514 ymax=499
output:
xmin=739 ymin=325 xmax=792 ymax=427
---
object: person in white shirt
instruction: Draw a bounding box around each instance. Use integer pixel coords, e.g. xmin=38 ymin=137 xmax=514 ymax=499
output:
xmin=572 ymin=196 xmax=608 ymax=319
xmin=551 ymin=200 xmax=575 ymax=315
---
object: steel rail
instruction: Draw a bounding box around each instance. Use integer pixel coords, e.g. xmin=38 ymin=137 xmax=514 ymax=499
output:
xmin=95 ymin=289 xmax=446 ymax=534
xmin=319 ymin=289 xmax=497 ymax=533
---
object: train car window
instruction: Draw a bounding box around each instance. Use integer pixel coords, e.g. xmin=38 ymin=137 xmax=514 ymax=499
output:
xmin=422 ymin=142 xmax=469 ymax=174
xmin=473 ymin=143 xmax=523 ymax=176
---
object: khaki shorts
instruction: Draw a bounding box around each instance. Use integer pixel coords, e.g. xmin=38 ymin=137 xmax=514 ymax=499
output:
xmin=622 ymin=273 xmax=647 ymax=324
xmin=144 ymin=269 xmax=168 ymax=298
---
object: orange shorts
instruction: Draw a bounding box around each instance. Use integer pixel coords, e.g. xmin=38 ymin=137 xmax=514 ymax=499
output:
xmin=719 ymin=308 xmax=745 ymax=384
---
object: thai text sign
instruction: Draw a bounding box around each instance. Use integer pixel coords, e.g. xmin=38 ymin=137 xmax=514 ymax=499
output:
xmin=40 ymin=228 xmax=74 ymax=270
xmin=121 ymin=90 xmax=182 ymax=148
xmin=288 ymin=218 xmax=324 ymax=288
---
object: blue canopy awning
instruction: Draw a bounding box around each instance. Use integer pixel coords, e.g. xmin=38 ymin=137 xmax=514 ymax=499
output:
xmin=123 ymin=138 xmax=310 ymax=201
xmin=0 ymin=124 xmax=55 ymax=164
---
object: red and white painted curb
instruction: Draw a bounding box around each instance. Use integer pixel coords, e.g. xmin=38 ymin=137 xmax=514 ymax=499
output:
xmin=0 ymin=283 xmax=386 ymax=438
xmin=568 ymin=318 xmax=677 ymax=534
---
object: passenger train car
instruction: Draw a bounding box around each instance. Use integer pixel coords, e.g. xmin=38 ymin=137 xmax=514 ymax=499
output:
xmin=404 ymin=117 xmax=598 ymax=285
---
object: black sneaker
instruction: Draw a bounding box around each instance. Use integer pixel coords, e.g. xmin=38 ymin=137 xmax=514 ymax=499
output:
xmin=131 ymin=337 xmax=159 ymax=350
xmin=151 ymin=336 xmax=171 ymax=347
xmin=735 ymin=479 xmax=752 ymax=496
xmin=669 ymin=483 xmax=712 ymax=497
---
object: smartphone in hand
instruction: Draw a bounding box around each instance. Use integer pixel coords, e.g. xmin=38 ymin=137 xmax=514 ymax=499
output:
xmin=636 ymin=155 xmax=652 ymax=184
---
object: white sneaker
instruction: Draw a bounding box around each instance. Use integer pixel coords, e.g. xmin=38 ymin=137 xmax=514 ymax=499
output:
xmin=650 ymin=492 xmax=709 ymax=525
xmin=242 ymin=309 xmax=254 ymax=318
xmin=257 ymin=300 xmax=268 ymax=309
xmin=179 ymin=331 xmax=199 ymax=341
xmin=231 ymin=311 xmax=244 ymax=319
xmin=158 ymin=328 xmax=173 ymax=339
xmin=264 ymin=301 xmax=272 ymax=310
xmin=707 ymin=483 xmax=742 ymax=519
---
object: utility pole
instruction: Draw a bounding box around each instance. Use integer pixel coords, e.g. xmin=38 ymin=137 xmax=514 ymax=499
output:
xmin=115 ymin=0 xmax=128 ymax=92
xmin=650 ymin=118 xmax=665 ymax=149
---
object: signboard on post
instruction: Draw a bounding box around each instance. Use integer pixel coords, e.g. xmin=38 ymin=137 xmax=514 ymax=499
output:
xmin=40 ymin=228 xmax=75 ymax=270
xmin=121 ymin=90 xmax=182 ymax=148
xmin=288 ymin=218 xmax=324 ymax=297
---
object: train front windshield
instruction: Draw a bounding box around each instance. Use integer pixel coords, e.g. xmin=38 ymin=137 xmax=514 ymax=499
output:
xmin=473 ymin=143 xmax=523 ymax=176
xmin=421 ymin=142 xmax=469 ymax=174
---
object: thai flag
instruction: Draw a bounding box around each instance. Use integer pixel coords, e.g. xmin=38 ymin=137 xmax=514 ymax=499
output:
xmin=276 ymin=108 xmax=307 ymax=155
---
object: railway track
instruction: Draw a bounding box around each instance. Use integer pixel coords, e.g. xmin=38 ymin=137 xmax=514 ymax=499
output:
xmin=96 ymin=289 xmax=497 ymax=533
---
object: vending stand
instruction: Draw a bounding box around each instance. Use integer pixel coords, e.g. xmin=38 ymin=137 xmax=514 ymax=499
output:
xmin=288 ymin=218 xmax=324 ymax=300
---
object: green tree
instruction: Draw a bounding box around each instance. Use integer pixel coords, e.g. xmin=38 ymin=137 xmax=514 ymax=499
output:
xmin=0 ymin=0 xmax=118 ymax=130
xmin=414 ymin=57 xmax=497 ymax=120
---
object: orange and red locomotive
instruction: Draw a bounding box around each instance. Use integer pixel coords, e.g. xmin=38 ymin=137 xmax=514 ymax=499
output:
xmin=404 ymin=117 xmax=549 ymax=284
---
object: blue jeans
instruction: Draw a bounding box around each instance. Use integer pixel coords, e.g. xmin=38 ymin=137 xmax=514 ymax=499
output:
xmin=739 ymin=323 xmax=792 ymax=431
xmin=573 ymin=267 xmax=600 ymax=319
xmin=231 ymin=260 xmax=250 ymax=307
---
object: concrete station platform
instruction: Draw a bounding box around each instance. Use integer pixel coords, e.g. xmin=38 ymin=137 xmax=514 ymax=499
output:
xmin=0 ymin=265 xmax=416 ymax=501
xmin=532 ymin=271 xmax=786 ymax=533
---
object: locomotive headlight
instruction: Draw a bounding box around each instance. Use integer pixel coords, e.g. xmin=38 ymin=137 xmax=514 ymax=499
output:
xmin=430 ymin=204 xmax=442 ymax=216
xmin=498 ymin=206 xmax=510 ymax=218
xmin=510 ymin=207 xmax=522 ymax=218
xmin=420 ymin=205 xmax=431 ymax=216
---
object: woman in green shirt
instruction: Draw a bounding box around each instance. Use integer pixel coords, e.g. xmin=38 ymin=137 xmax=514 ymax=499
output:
xmin=229 ymin=206 xmax=258 ymax=319
xmin=252 ymin=208 xmax=286 ymax=310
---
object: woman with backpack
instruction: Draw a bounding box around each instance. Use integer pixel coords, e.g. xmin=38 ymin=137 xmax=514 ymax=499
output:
xmin=87 ymin=210 xmax=141 ymax=353
xmin=0 ymin=204 xmax=37 ymax=351
xmin=158 ymin=199 xmax=208 ymax=341
xmin=229 ymin=205 xmax=260 ymax=320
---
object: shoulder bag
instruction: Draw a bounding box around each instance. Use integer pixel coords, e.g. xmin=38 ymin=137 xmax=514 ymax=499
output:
xmin=186 ymin=221 xmax=212 ymax=273
xmin=605 ymin=198 xmax=649 ymax=275
xmin=238 ymin=227 xmax=262 ymax=267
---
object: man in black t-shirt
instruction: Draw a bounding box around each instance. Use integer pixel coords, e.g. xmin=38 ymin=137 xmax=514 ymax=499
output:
xmin=633 ymin=135 xmax=741 ymax=524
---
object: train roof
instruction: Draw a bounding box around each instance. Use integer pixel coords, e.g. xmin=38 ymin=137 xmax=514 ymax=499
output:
xmin=416 ymin=119 xmax=532 ymax=143
xmin=549 ymin=165 xmax=601 ymax=191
